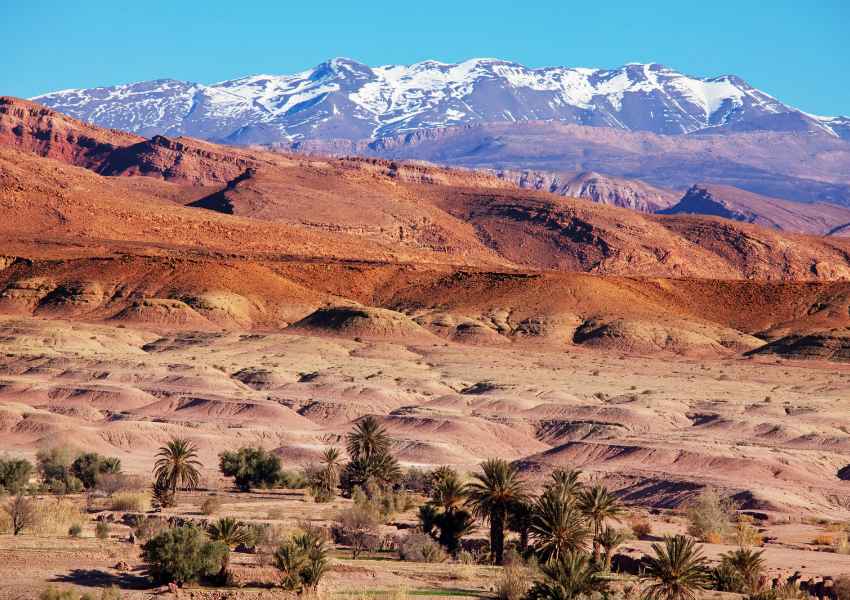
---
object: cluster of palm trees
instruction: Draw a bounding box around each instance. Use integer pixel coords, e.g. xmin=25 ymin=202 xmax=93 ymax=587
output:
xmin=423 ymin=459 xmax=625 ymax=568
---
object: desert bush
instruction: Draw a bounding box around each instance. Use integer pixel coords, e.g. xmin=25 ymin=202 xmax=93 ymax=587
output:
xmin=141 ymin=525 xmax=229 ymax=585
xmin=398 ymin=532 xmax=447 ymax=563
xmin=495 ymin=557 xmax=532 ymax=600
xmin=219 ymin=446 xmax=283 ymax=491
xmin=133 ymin=517 xmax=168 ymax=541
xmin=0 ymin=456 xmax=34 ymax=494
xmin=686 ymin=489 xmax=737 ymax=542
xmin=110 ymin=491 xmax=150 ymax=512
xmin=812 ymin=533 xmax=834 ymax=545
xmin=201 ymin=496 xmax=223 ymax=515
xmin=96 ymin=521 xmax=110 ymax=539
xmin=274 ymin=529 xmax=329 ymax=592
xmin=734 ymin=516 xmax=763 ymax=547
xmin=96 ymin=473 xmax=146 ymax=496
xmin=4 ymin=494 xmax=36 ymax=535
xmin=630 ymin=517 xmax=652 ymax=539
xmin=68 ymin=523 xmax=83 ymax=537
xmin=334 ymin=504 xmax=381 ymax=559
xmin=31 ymin=497 xmax=85 ymax=535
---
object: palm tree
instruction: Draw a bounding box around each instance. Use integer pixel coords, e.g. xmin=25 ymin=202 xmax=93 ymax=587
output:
xmin=465 ymin=458 xmax=528 ymax=564
xmin=719 ymin=547 xmax=766 ymax=593
xmin=346 ymin=415 xmax=390 ymax=460
xmin=431 ymin=470 xmax=466 ymax=513
xmin=153 ymin=437 xmax=202 ymax=496
xmin=526 ymin=552 xmax=605 ymax=600
xmin=530 ymin=488 xmax=590 ymax=563
xmin=321 ymin=447 xmax=342 ymax=478
xmin=208 ymin=517 xmax=249 ymax=580
xmin=577 ymin=484 xmax=623 ymax=562
xmin=642 ymin=535 xmax=710 ymax=600
xmin=548 ymin=468 xmax=584 ymax=499
xmin=596 ymin=525 xmax=628 ymax=572
xmin=508 ymin=500 xmax=534 ymax=553
xmin=208 ymin=517 xmax=249 ymax=547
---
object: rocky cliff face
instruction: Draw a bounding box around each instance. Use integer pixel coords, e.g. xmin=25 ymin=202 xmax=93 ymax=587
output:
xmin=495 ymin=170 xmax=677 ymax=212
xmin=660 ymin=185 xmax=850 ymax=235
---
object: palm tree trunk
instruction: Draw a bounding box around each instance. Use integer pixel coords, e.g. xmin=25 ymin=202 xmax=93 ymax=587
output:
xmin=491 ymin=511 xmax=504 ymax=565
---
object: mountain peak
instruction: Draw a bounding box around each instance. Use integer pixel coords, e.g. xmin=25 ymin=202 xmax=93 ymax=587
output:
xmin=31 ymin=58 xmax=845 ymax=144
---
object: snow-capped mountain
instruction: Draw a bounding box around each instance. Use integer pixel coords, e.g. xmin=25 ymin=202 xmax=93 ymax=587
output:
xmin=32 ymin=58 xmax=849 ymax=144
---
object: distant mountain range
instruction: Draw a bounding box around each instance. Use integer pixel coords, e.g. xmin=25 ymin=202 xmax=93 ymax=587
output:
xmin=33 ymin=58 xmax=850 ymax=144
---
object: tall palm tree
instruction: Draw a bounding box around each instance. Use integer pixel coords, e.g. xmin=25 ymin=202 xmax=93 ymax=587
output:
xmin=321 ymin=447 xmax=342 ymax=478
xmin=526 ymin=552 xmax=605 ymax=600
xmin=577 ymin=484 xmax=623 ymax=561
xmin=346 ymin=415 xmax=390 ymax=460
xmin=530 ymin=488 xmax=590 ymax=563
xmin=319 ymin=447 xmax=342 ymax=492
xmin=719 ymin=547 xmax=766 ymax=593
xmin=642 ymin=535 xmax=710 ymax=600
xmin=153 ymin=437 xmax=202 ymax=495
xmin=465 ymin=458 xmax=528 ymax=565
xmin=596 ymin=525 xmax=628 ymax=572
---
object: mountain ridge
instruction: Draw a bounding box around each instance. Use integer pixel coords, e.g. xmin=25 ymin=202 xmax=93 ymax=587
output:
xmin=32 ymin=57 xmax=849 ymax=145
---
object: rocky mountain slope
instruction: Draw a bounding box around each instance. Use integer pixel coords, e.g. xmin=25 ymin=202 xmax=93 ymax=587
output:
xmin=660 ymin=185 xmax=850 ymax=236
xmin=495 ymin=170 xmax=677 ymax=212
xmin=303 ymin=121 xmax=850 ymax=207
xmin=32 ymin=58 xmax=848 ymax=143
xmin=4 ymin=96 xmax=850 ymax=283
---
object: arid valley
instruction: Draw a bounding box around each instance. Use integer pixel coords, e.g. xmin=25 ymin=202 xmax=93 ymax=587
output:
xmin=2 ymin=39 xmax=850 ymax=599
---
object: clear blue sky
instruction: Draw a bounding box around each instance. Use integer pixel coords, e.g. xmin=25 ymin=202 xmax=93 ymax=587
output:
xmin=3 ymin=0 xmax=848 ymax=116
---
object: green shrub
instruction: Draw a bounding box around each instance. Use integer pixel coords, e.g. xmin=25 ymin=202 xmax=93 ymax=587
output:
xmin=274 ymin=529 xmax=329 ymax=592
xmin=141 ymin=525 xmax=229 ymax=585
xmin=68 ymin=523 xmax=82 ymax=538
xmin=95 ymin=521 xmax=110 ymax=540
xmin=0 ymin=457 xmax=34 ymax=494
xmin=278 ymin=470 xmax=308 ymax=489
xmin=36 ymin=447 xmax=83 ymax=494
xmin=71 ymin=453 xmax=122 ymax=490
xmin=218 ymin=446 xmax=282 ymax=491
